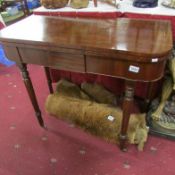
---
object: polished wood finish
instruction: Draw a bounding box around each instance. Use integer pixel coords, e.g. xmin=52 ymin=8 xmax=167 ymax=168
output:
xmin=17 ymin=62 xmax=44 ymax=127
xmin=86 ymin=56 xmax=166 ymax=81
xmin=0 ymin=15 xmax=172 ymax=150
xmin=119 ymin=81 xmax=135 ymax=151
xmin=44 ymin=67 xmax=53 ymax=94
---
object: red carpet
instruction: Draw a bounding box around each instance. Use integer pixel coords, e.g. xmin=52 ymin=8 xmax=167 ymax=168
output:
xmin=0 ymin=64 xmax=175 ymax=175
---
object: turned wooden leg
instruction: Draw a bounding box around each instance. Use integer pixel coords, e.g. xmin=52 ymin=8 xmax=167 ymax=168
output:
xmin=93 ymin=0 xmax=97 ymax=7
xmin=44 ymin=67 xmax=53 ymax=94
xmin=23 ymin=0 xmax=30 ymax=16
xmin=119 ymin=81 xmax=135 ymax=151
xmin=17 ymin=63 xmax=44 ymax=127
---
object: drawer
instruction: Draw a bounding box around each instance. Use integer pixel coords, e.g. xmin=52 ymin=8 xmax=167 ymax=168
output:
xmin=86 ymin=56 xmax=166 ymax=82
xmin=19 ymin=47 xmax=85 ymax=72
xmin=3 ymin=45 xmax=21 ymax=63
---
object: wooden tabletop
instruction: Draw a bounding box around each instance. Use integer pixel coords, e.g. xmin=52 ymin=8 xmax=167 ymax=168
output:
xmin=0 ymin=15 xmax=173 ymax=61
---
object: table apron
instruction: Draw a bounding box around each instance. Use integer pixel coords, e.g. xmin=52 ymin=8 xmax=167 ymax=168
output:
xmin=3 ymin=44 xmax=167 ymax=82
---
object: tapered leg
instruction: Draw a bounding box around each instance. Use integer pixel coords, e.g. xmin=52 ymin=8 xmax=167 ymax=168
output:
xmin=93 ymin=0 xmax=97 ymax=7
xmin=17 ymin=63 xmax=44 ymax=127
xmin=44 ymin=67 xmax=54 ymax=94
xmin=23 ymin=0 xmax=30 ymax=16
xmin=119 ymin=81 xmax=135 ymax=151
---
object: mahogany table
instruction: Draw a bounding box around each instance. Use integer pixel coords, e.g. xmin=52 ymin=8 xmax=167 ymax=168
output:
xmin=0 ymin=15 xmax=172 ymax=150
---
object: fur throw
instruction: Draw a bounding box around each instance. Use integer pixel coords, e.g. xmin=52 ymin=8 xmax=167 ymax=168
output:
xmin=41 ymin=0 xmax=69 ymax=9
xmin=46 ymin=79 xmax=149 ymax=151
xmin=81 ymin=82 xmax=117 ymax=105
xmin=56 ymin=79 xmax=91 ymax=100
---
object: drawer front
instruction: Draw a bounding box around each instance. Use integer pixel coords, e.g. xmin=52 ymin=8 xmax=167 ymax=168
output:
xmin=3 ymin=45 xmax=21 ymax=63
xmin=86 ymin=56 xmax=166 ymax=82
xmin=19 ymin=47 xmax=85 ymax=72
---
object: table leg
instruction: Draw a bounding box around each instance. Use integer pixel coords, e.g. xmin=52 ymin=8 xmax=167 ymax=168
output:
xmin=93 ymin=0 xmax=97 ymax=7
xmin=44 ymin=67 xmax=53 ymax=94
xmin=17 ymin=63 xmax=44 ymax=127
xmin=119 ymin=80 xmax=135 ymax=151
xmin=23 ymin=0 xmax=30 ymax=16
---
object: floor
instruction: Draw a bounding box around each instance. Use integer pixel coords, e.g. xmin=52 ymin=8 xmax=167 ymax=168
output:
xmin=0 ymin=64 xmax=175 ymax=175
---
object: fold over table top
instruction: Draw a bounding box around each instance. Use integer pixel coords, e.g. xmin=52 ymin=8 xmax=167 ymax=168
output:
xmin=0 ymin=15 xmax=173 ymax=61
